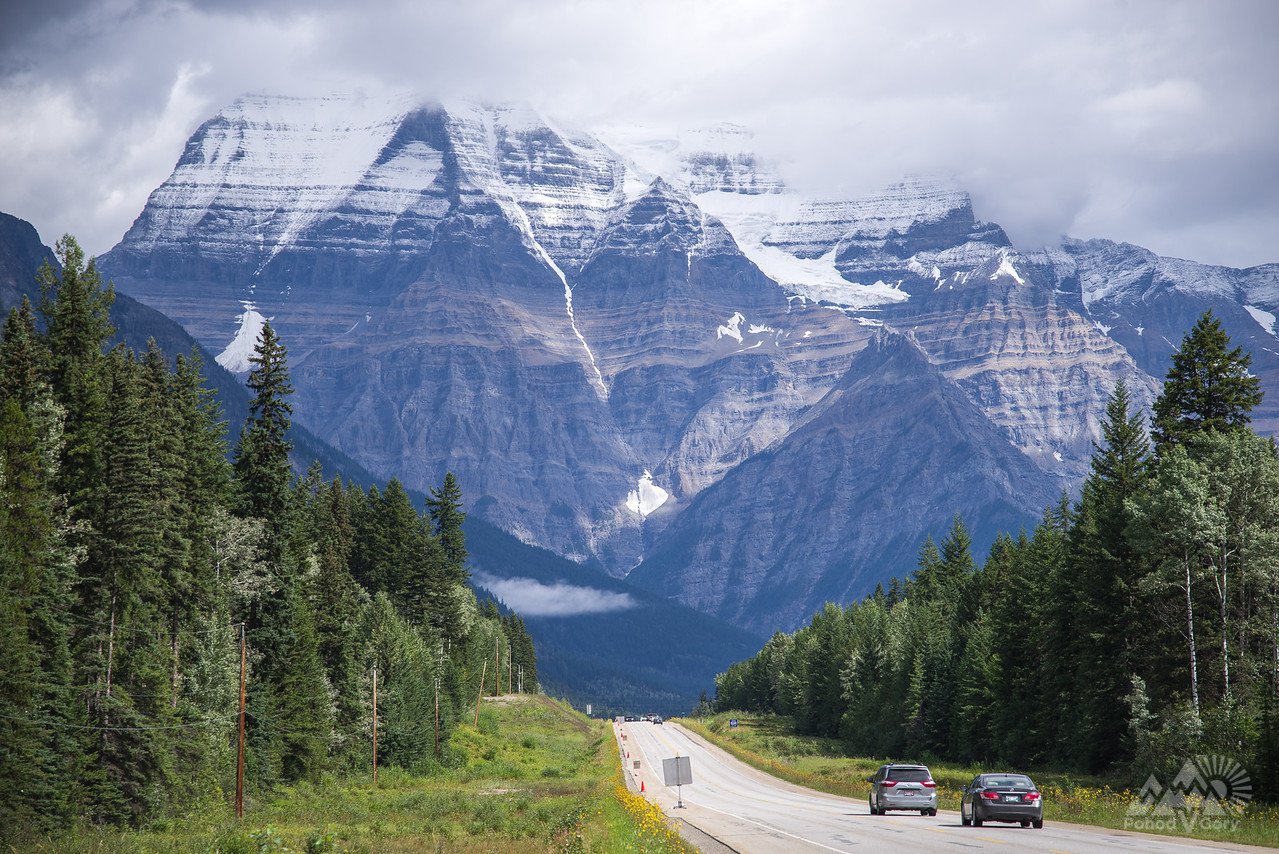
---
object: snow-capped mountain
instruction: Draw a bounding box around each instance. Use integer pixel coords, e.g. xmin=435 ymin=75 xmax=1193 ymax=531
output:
xmin=100 ymin=94 xmax=1277 ymax=633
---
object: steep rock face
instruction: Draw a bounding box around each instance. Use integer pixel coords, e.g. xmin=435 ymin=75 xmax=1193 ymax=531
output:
xmin=291 ymin=198 xmax=644 ymax=568
xmin=98 ymin=94 xmax=1279 ymax=635
xmin=572 ymin=179 xmax=872 ymax=503
xmin=1048 ymin=239 xmax=1279 ymax=436
xmin=627 ymin=330 xmax=1059 ymax=633
xmin=0 ymin=212 xmax=55 ymax=311
xmin=882 ymin=249 xmax=1158 ymax=483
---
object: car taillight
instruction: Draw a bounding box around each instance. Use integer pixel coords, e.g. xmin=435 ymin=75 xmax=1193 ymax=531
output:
xmin=1024 ymin=792 xmax=1040 ymax=801
xmin=882 ymin=780 xmax=898 ymax=787
xmin=922 ymin=780 xmax=936 ymax=788
xmin=980 ymin=792 xmax=1000 ymax=800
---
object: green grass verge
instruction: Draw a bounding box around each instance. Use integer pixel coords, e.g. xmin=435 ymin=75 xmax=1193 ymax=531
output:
xmin=679 ymin=712 xmax=1279 ymax=849
xmin=19 ymin=695 xmax=693 ymax=854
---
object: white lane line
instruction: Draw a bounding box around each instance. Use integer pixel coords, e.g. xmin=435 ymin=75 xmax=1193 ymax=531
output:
xmin=628 ymin=724 xmax=857 ymax=853
xmin=680 ymin=796 xmax=857 ymax=854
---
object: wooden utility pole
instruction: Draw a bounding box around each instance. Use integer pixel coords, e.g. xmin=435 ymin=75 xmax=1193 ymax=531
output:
xmin=508 ymin=644 xmax=513 ymax=694
xmin=474 ymin=660 xmax=487 ymax=726
xmin=236 ymin=623 xmax=246 ymax=820
xmin=494 ymin=635 xmax=501 ymax=696
xmin=434 ymin=677 xmax=440 ymax=758
xmin=372 ymin=667 xmax=378 ymax=785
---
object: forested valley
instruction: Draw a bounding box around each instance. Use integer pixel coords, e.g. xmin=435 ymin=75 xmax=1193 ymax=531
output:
xmin=0 ymin=236 xmax=538 ymax=837
xmin=715 ymin=311 xmax=1279 ymax=796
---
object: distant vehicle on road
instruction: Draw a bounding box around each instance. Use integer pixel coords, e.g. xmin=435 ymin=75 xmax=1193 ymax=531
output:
xmin=961 ymin=773 xmax=1043 ymax=828
xmin=624 ymin=715 xmax=638 ymax=722
xmin=653 ymin=715 xmax=664 ymax=724
xmin=867 ymin=764 xmax=938 ymax=815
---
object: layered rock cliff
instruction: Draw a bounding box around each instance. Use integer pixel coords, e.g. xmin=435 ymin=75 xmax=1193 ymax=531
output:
xmin=98 ymin=94 xmax=1276 ymax=631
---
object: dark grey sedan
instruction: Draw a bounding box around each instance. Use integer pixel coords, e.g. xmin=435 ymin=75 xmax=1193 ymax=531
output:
xmin=961 ymin=773 xmax=1043 ymax=828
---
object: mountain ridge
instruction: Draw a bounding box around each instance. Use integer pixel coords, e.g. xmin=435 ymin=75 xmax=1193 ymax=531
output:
xmin=93 ymin=93 xmax=1276 ymax=633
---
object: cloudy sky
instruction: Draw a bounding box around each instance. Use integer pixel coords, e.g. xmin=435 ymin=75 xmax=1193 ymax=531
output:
xmin=1 ymin=0 xmax=1276 ymax=266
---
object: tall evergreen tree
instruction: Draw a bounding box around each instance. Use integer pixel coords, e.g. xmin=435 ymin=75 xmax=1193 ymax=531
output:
xmin=233 ymin=321 xmax=294 ymax=560
xmin=39 ymin=235 xmax=115 ymax=518
xmin=0 ymin=298 xmax=45 ymax=410
xmin=1152 ymin=311 xmax=1263 ymax=449
xmin=1068 ymin=380 xmax=1152 ymax=771
xmin=0 ymin=396 xmax=77 ymax=834
xmin=426 ymin=472 xmax=468 ymax=583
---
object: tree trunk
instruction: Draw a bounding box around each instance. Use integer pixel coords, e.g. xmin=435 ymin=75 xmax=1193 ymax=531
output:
xmin=171 ymin=608 xmax=180 ymax=709
xmin=105 ymin=593 xmax=117 ymax=726
xmin=1215 ymin=547 xmax=1233 ymax=706
xmin=1185 ymin=550 xmax=1200 ymax=715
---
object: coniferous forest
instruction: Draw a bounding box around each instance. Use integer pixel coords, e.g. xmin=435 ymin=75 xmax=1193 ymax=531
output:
xmin=715 ymin=311 xmax=1279 ymax=796
xmin=0 ymin=236 xmax=538 ymax=836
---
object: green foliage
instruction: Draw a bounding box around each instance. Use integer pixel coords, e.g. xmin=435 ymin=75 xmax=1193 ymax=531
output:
xmin=0 ymin=237 xmax=538 ymax=836
xmin=1152 ymin=310 xmax=1263 ymax=448
xmin=715 ymin=317 xmax=1279 ymax=793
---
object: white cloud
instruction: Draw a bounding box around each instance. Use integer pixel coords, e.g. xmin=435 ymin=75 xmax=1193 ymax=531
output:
xmin=0 ymin=0 xmax=1276 ymax=266
xmin=473 ymin=573 xmax=638 ymax=618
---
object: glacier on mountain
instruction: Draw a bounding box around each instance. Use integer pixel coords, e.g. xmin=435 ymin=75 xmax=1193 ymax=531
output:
xmin=98 ymin=91 xmax=1279 ymax=632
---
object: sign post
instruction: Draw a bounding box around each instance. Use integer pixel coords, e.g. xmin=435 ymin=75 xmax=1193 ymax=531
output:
xmin=662 ymin=755 xmax=693 ymax=809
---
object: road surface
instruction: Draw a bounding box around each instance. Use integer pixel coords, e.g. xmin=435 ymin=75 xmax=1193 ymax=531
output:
xmin=616 ymin=720 xmax=1269 ymax=854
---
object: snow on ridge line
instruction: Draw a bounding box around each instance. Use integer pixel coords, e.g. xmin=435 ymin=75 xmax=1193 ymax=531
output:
xmin=216 ymin=302 xmax=267 ymax=374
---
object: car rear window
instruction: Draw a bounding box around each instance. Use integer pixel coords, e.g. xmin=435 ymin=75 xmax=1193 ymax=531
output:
xmin=983 ymin=775 xmax=1034 ymax=788
xmin=887 ymin=767 xmax=931 ymax=782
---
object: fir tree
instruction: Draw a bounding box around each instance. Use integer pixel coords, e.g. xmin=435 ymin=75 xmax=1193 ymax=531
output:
xmin=1068 ymin=380 xmax=1152 ymax=771
xmin=426 ymin=472 xmax=468 ymax=583
xmin=0 ymin=298 xmax=45 ymax=410
xmin=1152 ymin=311 xmax=1263 ymax=449
xmin=233 ymin=321 xmax=294 ymax=560
xmin=39 ymin=235 xmax=115 ymax=519
xmin=271 ymin=593 xmax=334 ymax=783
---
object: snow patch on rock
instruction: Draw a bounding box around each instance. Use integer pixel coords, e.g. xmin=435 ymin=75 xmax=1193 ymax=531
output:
xmin=625 ymin=470 xmax=670 ymax=518
xmin=216 ymin=302 xmax=267 ymax=374
xmin=716 ymin=311 xmax=745 ymax=343
xmin=1245 ymin=305 xmax=1278 ymax=336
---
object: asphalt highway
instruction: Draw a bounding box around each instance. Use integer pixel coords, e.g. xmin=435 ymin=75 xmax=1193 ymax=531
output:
xmin=616 ymin=720 xmax=1269 ymax=854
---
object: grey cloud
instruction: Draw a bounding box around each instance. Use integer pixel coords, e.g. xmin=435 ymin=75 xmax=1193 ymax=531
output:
xmin=473 ymin=574 xmax=638 ymax=618
xmin=0 ymin=0 xmax=1276 ymax=266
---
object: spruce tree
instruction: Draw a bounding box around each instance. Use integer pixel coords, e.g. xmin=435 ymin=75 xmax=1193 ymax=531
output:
xmin=232 ymin=322 xmax=298 ymax=786
xmin=1152 ymin=310 xmax=1263 ymax=449
xmin=233 ymin=321 xmax=294 ymax=561
xmin=271 ymin=592 xmax=334 ymax=783
xmin=426 ymin=472 xmax=468 ymax=583
xmin=39 ymin=235 xmax=115 ymax=519
xmin=1069 ymin=380 xmax=1152 ymax=771
xmin=0 ymin=397 xmax=76 ymax=833
xmin=0 ymin=298 xmax=45 ymax=410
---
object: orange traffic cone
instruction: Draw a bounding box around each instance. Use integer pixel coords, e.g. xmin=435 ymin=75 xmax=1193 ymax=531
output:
xmin=641 ymin=780 xmax=646 ymax=793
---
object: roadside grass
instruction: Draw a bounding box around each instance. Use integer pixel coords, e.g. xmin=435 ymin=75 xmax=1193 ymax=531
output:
xmin=20 ymin=695 xmax=694 ymax=854
xmin=680 ymin=712 xmax=1279 ymax=849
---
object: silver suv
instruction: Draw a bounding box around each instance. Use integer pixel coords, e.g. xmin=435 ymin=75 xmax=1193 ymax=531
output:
xmin=867 ymin=763 xmax=938 ymax=815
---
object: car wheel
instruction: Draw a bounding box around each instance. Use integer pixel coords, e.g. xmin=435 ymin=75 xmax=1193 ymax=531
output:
xmin=928 ymin=809 xmax=937 ymax=817
xmin=972 ymin=811 xmax=983 ymax=827
xmin=868 ymin=798 xmax=877 ymax=816
xmin=1033 ymin=819 xmax=1043 ymax=829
